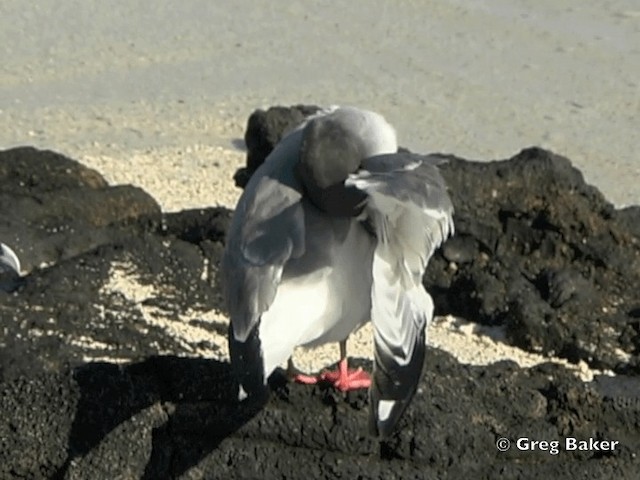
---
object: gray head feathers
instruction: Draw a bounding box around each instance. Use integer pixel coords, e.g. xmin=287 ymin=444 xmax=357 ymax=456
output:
xmin=295 ymin=107 xmax=397 ymax=217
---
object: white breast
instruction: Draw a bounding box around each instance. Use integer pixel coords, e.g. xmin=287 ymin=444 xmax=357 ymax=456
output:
xmin=258 ymin=219 xmax=375 ymax=377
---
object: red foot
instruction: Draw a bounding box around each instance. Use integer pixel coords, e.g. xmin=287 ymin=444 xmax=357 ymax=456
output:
xmin=293 ymin=372 xmax=322 ymax=385
xmin=293 ymin=358 xmax=371 ymax=392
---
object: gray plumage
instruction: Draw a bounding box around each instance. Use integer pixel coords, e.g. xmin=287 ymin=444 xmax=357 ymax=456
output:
xmin=0 ymin=243 xmax=21 ymax=292
xmin=0 ymin=243 xmax=20 ymax=275
xmin=222 ymin=106 xmax=454 ymax=436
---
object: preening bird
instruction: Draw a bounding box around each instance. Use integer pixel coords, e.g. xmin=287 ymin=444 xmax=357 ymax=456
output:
xmin=222 ymin=106 xmax=454 ymax=437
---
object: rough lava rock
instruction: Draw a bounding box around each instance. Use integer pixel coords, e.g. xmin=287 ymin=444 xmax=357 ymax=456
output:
xmin=2 ymin=350 xmax=639 ymax=479
xmin=433 ymin=150 xmax=640 ymax=374
xmin=0 ymin=147 xmax=232 ymax=382
xmin=233 ymin=104 xmax=322 ymax=188
xmin=239 ymin=107 xmax=640 ymax=374
xmin=0 ymin=147 xmax=162 ymax=274
xmin=0 ymin=116 xmax=639 ymax=479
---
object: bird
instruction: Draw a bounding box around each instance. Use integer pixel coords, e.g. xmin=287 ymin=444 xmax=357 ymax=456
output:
xmin=0 ymin=242 xmax=21 ymax=292
xmin=0 ymin=243 xmax=20 ymax=275
xmin=222 ymin=106 xmax=454 ymax=437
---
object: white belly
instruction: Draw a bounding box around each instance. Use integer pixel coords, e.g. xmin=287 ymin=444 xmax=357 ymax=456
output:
xmin=258 ymin=217 xmax=375 ymax=377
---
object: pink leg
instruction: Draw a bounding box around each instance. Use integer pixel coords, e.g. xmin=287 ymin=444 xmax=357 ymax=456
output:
xmin=292 ymin=371 xmax=322 ymax=385
xmin=290 ymin=341 xmax=371 ymax=391
xmin=318 ymin=357 xmax=371 ymax=392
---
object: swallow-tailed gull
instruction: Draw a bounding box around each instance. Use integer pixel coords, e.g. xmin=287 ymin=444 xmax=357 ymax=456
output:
xmin=222 ymin=106 xmax=454 ymax=437
xmin=0 ymin=243 xmax=21 ymax=292
xmin=0 ymin=243 xmax=20 ymax=275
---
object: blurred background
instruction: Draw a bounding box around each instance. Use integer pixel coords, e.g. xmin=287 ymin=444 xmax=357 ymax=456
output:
xmin=1 ymin=0 xmax=638 ymax=205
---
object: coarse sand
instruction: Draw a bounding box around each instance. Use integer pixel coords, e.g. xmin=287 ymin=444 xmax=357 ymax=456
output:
xmin=3 ymin=0 xmax=635 ymax=382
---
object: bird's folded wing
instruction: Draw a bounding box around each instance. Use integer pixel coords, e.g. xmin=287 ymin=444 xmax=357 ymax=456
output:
xmin=346 ymin=153 xmax=454 ymax=287
xmin=223 ymin=168 xmax=305 ymax=344
xmin=369 ymin=259 xmax=431 ymax=437
xmin=346 ymin=153 xmax=454 ymax=436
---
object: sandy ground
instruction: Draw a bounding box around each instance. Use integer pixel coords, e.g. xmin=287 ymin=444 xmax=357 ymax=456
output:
xmin=2 ymin=1 xmax=638 ymax=380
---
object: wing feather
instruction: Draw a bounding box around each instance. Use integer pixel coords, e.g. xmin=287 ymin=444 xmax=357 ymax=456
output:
xmin=223 ymin=130 xmax=306 ymax=343
xmin=0 ymin=243 xmax=21 ymax=274
xmin=347 ymin=152 xmax=454 ymax=437
xmin=369 ymin=254 xmax=431 ymax=436
xmin=347 ymin=153 xmax=454 ymax=287
xmin=222 ymin=129 xmax=307 ymax=397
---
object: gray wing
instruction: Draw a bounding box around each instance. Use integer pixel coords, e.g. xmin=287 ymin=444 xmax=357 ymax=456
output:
xmin=346 ymin=153 xmax=454 ymax=437
xmin=224 ymin=129 xmax=307 ymax=342
xmin=347 ymin=153 xmax=454 ymax=286
xmin=222 ymin=130 xmax=306 ymax=396
xmin=223 ymin=176 xmax=304 ymax=341
xmin=0 ymin=243 xmax=21 ymax=274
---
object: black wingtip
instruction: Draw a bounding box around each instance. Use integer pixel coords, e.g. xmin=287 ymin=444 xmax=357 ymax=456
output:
xmin=369 ymin=332 xmax=426 ymax=439
xmin=228 ymin=321 xmax=267 ymax=399
xmin=369 ymin=398 xmax=411 ymax=439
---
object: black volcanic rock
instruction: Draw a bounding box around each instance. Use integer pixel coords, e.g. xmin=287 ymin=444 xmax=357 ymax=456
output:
xmin=239 ymin=108 xmax=640 ymax=374
xmin=0 ymin=146 xmax=162 ymax=273
xmin=234 ymin=105 xmax=322 ymax=187
xmin=0 ymin=111 xmax=639 ymax=479
xmin=0 ymin=147 xmax=231 ymax=382
xmin=433 ymin=149 xmax=640 ymax=373
xmin=1 ymin=350 xmax=639 ymax=479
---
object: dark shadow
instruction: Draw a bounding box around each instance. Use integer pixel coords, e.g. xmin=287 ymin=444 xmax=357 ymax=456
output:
xmin=230 ymin=138 xmax=247 ymax=152
xmin=53 ymin=356 xmax=267 ymax=479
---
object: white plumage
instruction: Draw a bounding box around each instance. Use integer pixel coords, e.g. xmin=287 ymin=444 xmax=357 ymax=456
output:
xmin=222 ymin=106 xmax=454 ymax=437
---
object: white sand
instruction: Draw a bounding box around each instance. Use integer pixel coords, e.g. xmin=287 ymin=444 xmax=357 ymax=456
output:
xmin=2 ymin=1 xmax=636 ymax=379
